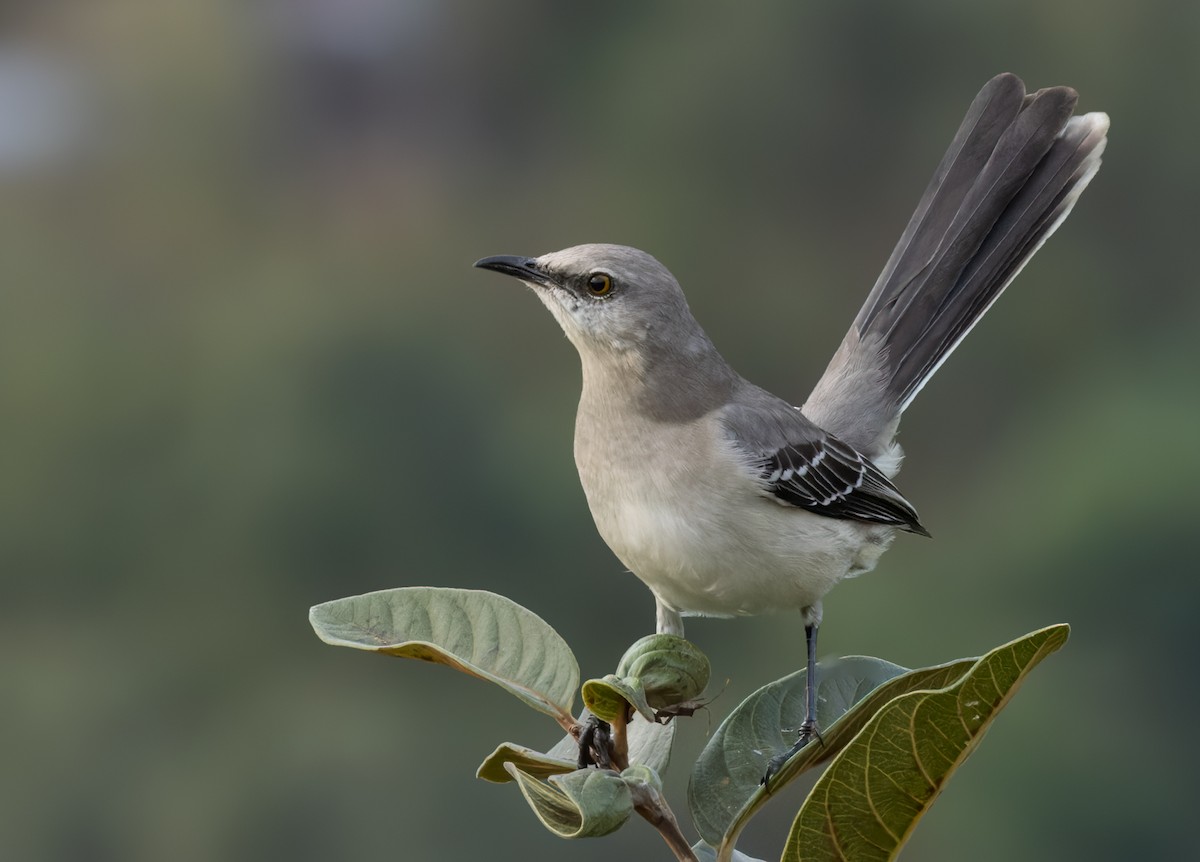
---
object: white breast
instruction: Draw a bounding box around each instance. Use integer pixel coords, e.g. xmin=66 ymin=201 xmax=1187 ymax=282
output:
xmin=574 ymin=412 xmax=889 ymax=618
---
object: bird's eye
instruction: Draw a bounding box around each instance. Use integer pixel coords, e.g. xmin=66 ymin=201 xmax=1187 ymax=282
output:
xmin=586 ymin=273 xmax=613 ymax=296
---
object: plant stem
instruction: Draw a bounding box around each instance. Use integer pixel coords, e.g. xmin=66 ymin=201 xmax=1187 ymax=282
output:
xmin=559 ymin=712 xmax=583 ymax=737
xmin=629 ymin=781 xmax=699 ymax=862
xmin=610 ymin=706 xmax=630 ymax=771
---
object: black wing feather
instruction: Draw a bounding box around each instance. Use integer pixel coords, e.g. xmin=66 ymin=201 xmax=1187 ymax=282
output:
xmin=758 ymin=435 xmax=930 ymax=536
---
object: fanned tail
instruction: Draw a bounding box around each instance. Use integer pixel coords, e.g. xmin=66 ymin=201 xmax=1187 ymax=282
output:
xmin=805 ymin=73 xmax=1108 ymax=457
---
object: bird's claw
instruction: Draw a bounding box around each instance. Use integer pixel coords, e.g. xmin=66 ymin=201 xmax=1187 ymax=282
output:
xmin=761 ymin=719 xmax=822 ymax=788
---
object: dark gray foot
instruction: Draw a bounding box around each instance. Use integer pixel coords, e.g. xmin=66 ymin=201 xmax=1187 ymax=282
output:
xmin=761 ymin=718 xmax=822 ymax=787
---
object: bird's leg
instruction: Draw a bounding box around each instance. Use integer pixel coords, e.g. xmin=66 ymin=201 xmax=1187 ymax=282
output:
xmin=797 ymin=620 xmax=822 ymax=743
xmin=655 ymin=596 xmax=685 ymax=636
xmin=762 ymin=618 xmax=823 ymax=786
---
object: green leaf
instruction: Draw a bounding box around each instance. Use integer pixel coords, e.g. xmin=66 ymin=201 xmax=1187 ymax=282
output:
xmin=615 ymin=634 xmax=711 ymax=709
xmin=309 ymin=587 xmax=579 ymax=725
xmin=475 ymin=742 xmax=576 ymax=784
xmin=691 ymin=655 xmax=922 ymax=847
xmin=620 ymin=763 xmax=663 ymax=794
xmin=781 ymin=624 xmax=1070 ymax=862
xmin=692 ymin=840 xmax=768 ymax=862
xmin=625 ymin=712 xmax=677 ymax=776
xmin=505 ymin=765 xmax=633 ymax=839
xmin=581 ymin=674 xmax=656 ymax=723
xmin=582 ymin=635 xmax=711 ymax=723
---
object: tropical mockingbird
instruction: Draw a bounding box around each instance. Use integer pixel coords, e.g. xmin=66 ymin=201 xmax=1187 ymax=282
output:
xmin=475 ymin=73 xmax=1108 ymax=776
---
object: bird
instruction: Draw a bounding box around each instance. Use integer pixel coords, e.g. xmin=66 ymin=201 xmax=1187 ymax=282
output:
xmin=474 ymin=73 xmax=1108 ymax=777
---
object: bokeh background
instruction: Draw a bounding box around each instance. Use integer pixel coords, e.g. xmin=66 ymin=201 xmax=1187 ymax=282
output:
xmin=4 ymin=2 xmax=1196 ymax=860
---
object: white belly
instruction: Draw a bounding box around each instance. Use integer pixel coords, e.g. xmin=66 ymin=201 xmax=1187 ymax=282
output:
xmin=576 ymin=414 xmax=893 ymax=618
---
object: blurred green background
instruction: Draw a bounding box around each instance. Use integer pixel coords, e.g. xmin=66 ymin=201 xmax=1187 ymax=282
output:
xmin=3 ymin=1 xmax=1196 ymax=860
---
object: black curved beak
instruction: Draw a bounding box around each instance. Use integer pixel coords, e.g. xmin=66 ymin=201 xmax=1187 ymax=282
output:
xmin=473 ymin=255 xmax=555 ymax=288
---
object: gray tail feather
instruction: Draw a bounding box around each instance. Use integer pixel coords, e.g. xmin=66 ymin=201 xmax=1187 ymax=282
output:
xmin=852 ymin=73 xmax=1109 ymax=414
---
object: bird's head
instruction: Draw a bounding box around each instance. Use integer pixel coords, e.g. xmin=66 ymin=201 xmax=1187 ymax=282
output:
xmin=474 ymin=244 xmax=702 ymax=358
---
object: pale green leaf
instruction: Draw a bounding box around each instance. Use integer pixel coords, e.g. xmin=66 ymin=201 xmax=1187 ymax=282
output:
xmin=615 ymin=634 xmax=711 ymax=709
xmin=626 ymin=712 xmax=677 ymax=776
xmin=475 ymin=742 xmax=575 ymax=784
xmin=505 ymin=765 xmax=633 ymax=839
xmin=692 ymin=840 xmax=768 ymax=862
xmin=581 ymin=635 xmax=711 ymax=727
xmin=781 ymin=624 xmax=1069 ymax=862
xmin=309 ymin=587 xmax=578 ymax=724
xmin=581 ymin=674 xmax=656 ymax=723
xmin=620 ymin=764 xmax=662 ymax=794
